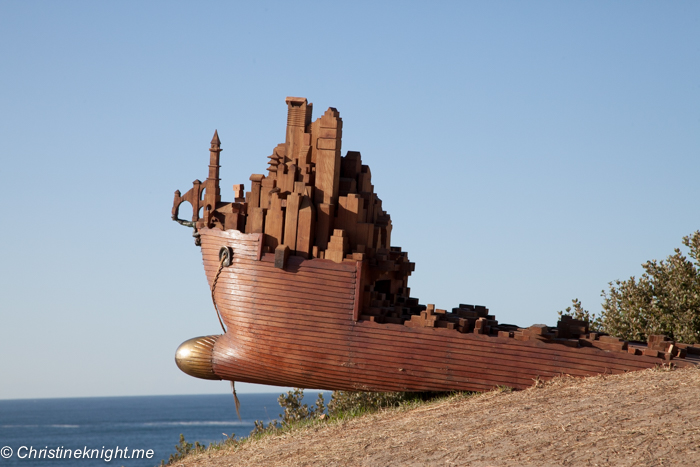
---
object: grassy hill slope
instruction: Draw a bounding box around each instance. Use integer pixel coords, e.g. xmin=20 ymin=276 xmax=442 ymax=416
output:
xmin=173 ymin=366 xmax=700 ymax=466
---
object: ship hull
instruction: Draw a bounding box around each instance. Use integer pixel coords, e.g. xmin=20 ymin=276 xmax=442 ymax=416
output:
xmin=199 ymin=228 xmax=691 ymax=392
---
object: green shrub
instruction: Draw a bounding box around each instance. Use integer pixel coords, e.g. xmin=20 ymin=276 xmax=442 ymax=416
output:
xmin=278 ymin=388 xmax=325 ymax=422
xmin=162 ymin=434 xmax=204 ymax=465
xmin=251 ymin=388 xmax=326 ymax=435
xmin=560 ymin=231 xmax=700 ymax=344
xmin=599 ymin=231 xmax=700 ymax=343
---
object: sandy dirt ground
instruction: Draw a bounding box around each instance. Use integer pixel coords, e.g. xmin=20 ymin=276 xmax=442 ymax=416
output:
xmin=173 ymin=366 xmax=700 ymax=466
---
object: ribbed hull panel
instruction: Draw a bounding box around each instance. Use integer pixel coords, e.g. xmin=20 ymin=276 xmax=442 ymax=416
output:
xmin=200 ymin=228 xmax=691 ymax=392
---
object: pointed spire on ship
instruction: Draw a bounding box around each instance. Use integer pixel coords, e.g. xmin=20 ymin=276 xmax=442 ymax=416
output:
xmin=207 ymin=129 xmax=222 ymax=182
xmin=211 ymin=129 xmax=221 ymax=147
xmin=203 ymin=130 xmax=222 ymax=226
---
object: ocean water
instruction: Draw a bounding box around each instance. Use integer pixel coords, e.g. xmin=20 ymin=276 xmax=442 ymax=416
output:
xmin=0 ymin=392 xmax=316 ymax=467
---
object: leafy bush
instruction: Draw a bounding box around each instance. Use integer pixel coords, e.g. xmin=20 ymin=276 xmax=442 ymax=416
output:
xmin=560 ymin=231 xmax=700 ymax=344
xmin=251 ymin=388 xmax=326 ymax=435
xmin=162 ymin=434 xmax=204 ymax=465
xmin=278 ymin=388 xmax=325 ymax=422
xmin=599 ymin=231 xmax=700 ymax=343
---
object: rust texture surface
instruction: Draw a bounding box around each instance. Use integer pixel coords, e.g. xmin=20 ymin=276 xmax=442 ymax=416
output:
xmin=172 ymin=97 xmax=699 ymax=392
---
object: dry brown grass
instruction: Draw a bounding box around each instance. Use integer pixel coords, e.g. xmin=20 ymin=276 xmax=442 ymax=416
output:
xmin=173 ymin=366 xmax=700 ymax=466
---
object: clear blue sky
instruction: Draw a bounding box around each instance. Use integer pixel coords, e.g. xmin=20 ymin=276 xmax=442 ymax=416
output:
xmin=1 ymin=1 xmax=698 ymax=399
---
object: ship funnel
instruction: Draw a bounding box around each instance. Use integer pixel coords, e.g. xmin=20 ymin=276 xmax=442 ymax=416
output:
xmin=175 ymin=335 xmax=222 ymax=380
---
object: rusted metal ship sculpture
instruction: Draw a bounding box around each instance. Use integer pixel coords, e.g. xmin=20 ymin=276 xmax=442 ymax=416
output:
xmin=172 ymin=97 xmax=699 ymax=392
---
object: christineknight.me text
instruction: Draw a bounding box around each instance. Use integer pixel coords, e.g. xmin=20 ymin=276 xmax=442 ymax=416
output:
xmin=15 ymin=445 xmax=154 ymax=462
